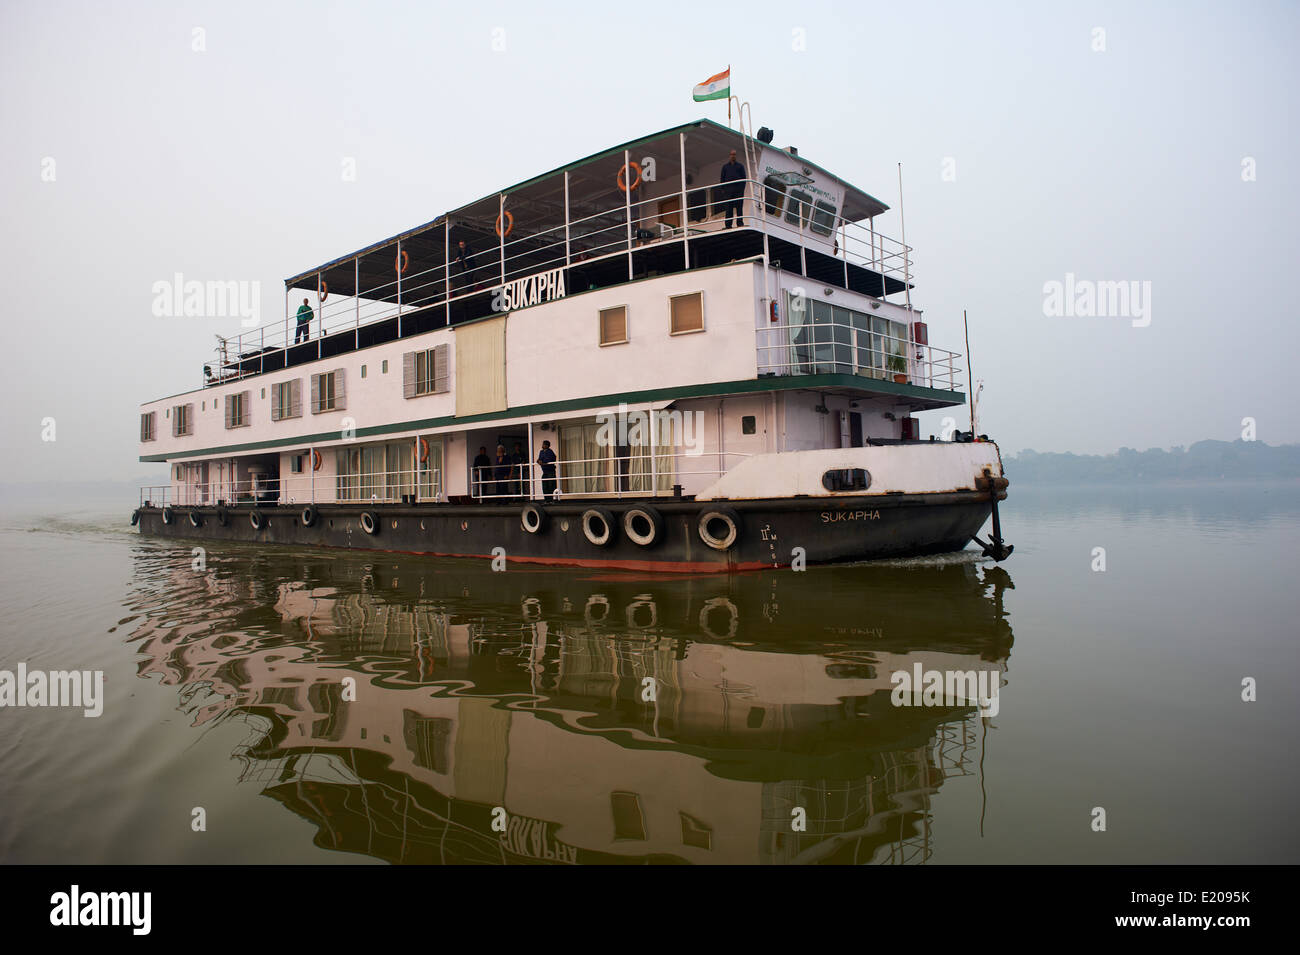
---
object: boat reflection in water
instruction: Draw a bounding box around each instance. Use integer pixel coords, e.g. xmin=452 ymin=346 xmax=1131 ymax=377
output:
xmin=127 ymin=547 xmax=1015 ymax=864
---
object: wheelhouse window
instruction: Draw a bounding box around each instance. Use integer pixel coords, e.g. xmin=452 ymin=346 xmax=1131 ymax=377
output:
xmin=762 ymin=175 xmax=788 ymax=216
xmin=140 ymin=412 xmax=156 ymax=442
xmin=290 ymin=454 xmax=304 ymax=474
xmin=272 ymin=379 xmax=302 ymax=421
xmin=785 ymin=190 xmax=812 ymax=228
xmin=669 ymin=292 xmax=704 ymax=335
xmin=811 ymin=200 xmax=837 ymax=237
xmin=599 ymin=305 xmax=628 ymax=345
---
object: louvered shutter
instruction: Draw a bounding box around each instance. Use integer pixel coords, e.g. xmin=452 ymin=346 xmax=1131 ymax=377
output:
xmin=403 ymin=351 xmax=417 ymax=398
xmin=290 ymin=379 xmax=302 ymax=418
xmin=184 ymin=404 xmax=194 ymax=435
xmin=271 ymin=384 xmax=282 ymax=421
xmin=172 ymin=407 xmax=179 ymax=437
xmin=224 ymin=396 xmax=233 ymax=429
xmin=334 ymin=369 xmax=346 ymax=411
xmin=310 ymin=374 xmax=320 ymax=414
xmin=242 ymin=391 xmax=251 ymax=426
xmin=433 ymin=344 xmax=449 ymax=394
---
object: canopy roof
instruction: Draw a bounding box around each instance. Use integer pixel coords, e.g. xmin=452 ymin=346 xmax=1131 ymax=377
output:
xmin=284 ymin=118 xmax=892 ymax=297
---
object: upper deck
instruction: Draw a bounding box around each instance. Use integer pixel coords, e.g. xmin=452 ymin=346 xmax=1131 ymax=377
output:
xmin=203 ymin=119 xmax=920 ymax=388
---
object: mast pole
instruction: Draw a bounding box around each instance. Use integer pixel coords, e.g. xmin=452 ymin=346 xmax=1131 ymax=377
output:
xmin=963 ymin=309 xmax=974 ymax=434
xmin=897 ymin=162 xmax=911 ymax=311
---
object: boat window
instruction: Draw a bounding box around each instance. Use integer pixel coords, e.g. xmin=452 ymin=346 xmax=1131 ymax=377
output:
xmin=763 ymin=175 xmax=787 ymax=216
xmin=785 ymin=190 xmax=812 ymax=227
xmin=599 ymin=305 xmax=628 ymax=345
xmin=669 ymin=292 xmax=704 ymax=334
xmin=811 ymin=200 xmax=837 ymax=237
xmin=741 ymin=415 xmax=756 ymax=435
xmin=822 ymin=468 xmax=872 ymax=492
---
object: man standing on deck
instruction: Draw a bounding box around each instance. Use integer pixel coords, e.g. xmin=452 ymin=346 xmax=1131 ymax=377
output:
xmin=536 ymin=440 xmax=557 ymax=500
xmin=511 ymin=442 xmax=526 ymax=498
xmin=472 ymin=446 xmax=491 ymax=498
xmin=294 ymin=297 xmax=313 ymax=343
xmin=493 ymin=445 xmax=511 ymax=499
xmin=719 ymin=149 xmax=746 ymax=228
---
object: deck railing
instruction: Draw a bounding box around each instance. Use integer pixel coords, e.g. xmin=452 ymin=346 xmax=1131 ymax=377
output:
xmin=757 ymin=321 xmax=963 ymax=392
xmin=469 ymin=451 xmax=751 ymax=502
xmin=140 ymin=468 xmax=442 ymax=509
xmin=203 ymin=176 xmax=915 ymax=387
xmin=139 ymin=450 xmax=753 ymax=509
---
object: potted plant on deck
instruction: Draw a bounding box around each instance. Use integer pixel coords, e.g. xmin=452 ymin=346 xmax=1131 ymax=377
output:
xmin=887 ymin=353 xmax=908 ymax=384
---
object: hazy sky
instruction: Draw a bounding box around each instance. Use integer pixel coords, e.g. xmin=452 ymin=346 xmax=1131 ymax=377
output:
xmin=3 ymin=0 xmax=1297 ymax=483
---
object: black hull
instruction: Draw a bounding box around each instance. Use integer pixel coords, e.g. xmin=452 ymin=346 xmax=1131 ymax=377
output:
xmin=134 ymin=493 xmax=998 ymax=572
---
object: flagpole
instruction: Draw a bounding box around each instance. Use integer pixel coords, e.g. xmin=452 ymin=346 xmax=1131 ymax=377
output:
xmin=727 ymin=64 xmax=732 ymax=125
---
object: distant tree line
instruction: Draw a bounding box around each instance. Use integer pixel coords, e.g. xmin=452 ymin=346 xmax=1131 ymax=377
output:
xmin=1004 ymin=440 xmax=1300 ymax=483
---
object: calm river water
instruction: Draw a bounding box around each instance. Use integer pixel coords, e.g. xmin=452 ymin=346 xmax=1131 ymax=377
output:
xmin=0 ymin=482 xmax=1296 ymax=864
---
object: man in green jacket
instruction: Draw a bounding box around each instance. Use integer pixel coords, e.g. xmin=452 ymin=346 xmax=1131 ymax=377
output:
xmin=294 ymin=298 xmax=313 ymax=344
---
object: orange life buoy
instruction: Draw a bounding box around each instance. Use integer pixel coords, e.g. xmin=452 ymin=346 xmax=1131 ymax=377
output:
xmin=396 ymin=249 xmax=409 ymax=275
xmin=419 ymin=437 xmax=430 ymax=463
xmin=494 ymin=211 xmax=514 ymax=238
xmin=319 ymin=281 xmax=328 ymax=303
xmin=617 ymin=161 xmax=641 ymax=193
xmin=312 ymin=449 xmax=322 ymax=471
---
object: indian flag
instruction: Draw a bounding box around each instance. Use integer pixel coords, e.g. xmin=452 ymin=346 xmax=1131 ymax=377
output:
xmin=692 ymin=68 xmax=730 ymax=102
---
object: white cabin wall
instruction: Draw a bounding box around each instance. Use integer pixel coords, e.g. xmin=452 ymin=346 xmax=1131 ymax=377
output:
xmin=141 ymin=263 xmax=765 ymax=468
xmin=507 ymin=264 xmax=759 ymax=407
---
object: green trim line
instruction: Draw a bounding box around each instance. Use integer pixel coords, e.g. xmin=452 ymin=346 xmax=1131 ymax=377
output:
xmin=139 ymin=374 xmax=965 ymax=462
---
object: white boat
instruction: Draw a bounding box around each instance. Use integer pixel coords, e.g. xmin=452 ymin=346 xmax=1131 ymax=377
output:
xmin=134 ymin=118 xmax=1011 ymax=571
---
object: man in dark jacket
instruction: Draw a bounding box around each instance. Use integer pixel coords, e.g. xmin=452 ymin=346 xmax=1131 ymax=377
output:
xmin=719 ymin=149 xmax=746 ymax=228
xmin=536 ymin=440 xmax=557 ymax=499
xmin=511 ymin=442 xmax=526 ymax=497
xmin=493 ymin=445 xmax=511 ymax=498
xmin=472 ymin=446 xmax=491 ymax=499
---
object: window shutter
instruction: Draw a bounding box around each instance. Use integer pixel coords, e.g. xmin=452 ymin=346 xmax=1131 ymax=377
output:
xmin=185 ymin=403 xmax=194 ymax=435
xmin=433 ymin=344 xmax=449 ymax=393
xmin=403 ymin=351 xmax=417 ymax=399
xmin=172 ymin=407 xmax=180 ymax=437
xmin=242 ymin=390 xmax=251 ymax=426
xmin=290 ymin=379 xmax=302 ymax=418
xmin=310 ymin=374 xmax=320 ymax=414
xmin=334 ymin=369 xmax=346 ymax=410
xmin=224 ymin=397 xmax=233 ymax=429
xmin=271 ymin=385 xmax=282 ymax=421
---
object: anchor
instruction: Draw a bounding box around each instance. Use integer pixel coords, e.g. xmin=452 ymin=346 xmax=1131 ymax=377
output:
xmin=974 ymin=468 xmax=1014 ymax=562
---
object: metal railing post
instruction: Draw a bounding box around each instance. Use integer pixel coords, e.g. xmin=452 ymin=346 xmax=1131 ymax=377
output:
xmin=679 ymin=132 xmax=689 ymax=270
xmin=624 ymin=148 xmax=633 ymax=281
